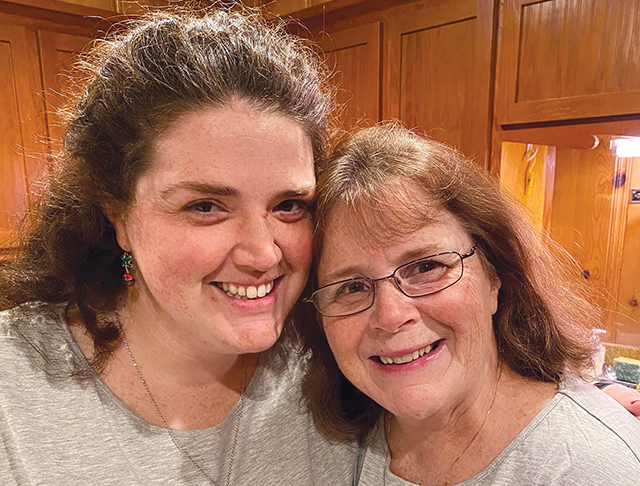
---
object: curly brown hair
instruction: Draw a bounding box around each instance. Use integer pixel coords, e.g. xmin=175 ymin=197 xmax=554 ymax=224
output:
xmin=0 ymin=8 xmax=333 ymax=368
xmin=296 ymin=123 xmax=601 ymax=443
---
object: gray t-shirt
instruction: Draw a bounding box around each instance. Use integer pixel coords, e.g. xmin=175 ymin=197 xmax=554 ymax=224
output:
xmin=358 ymin=377 xmax=640 ymax=485
xmin=0 ymin=303 xmax=356 ymax=485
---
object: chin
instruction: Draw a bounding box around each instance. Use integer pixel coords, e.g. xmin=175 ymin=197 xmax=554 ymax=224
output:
xmin=236 ymin=322 xmax=285 ymax=353
xmin=383 ymin=387 xmax=447 ymax=421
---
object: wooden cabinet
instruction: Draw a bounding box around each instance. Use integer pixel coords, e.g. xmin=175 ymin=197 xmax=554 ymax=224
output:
xmin=495 ymin=0 xmax=640 ymax=126
xmin=0 ymin=6 xmax=99 ymax=249
xmin=492 ymin=0 xmax=640 ymax=345
xmin=0 ymin=21 xmax=47 ymax=247
xmin=319 ymin=22 xmax=381 ymax=130
xmin=304 ymin=0 xmax=496 ymax=166
xmin=383 ymin=0 xmax=493 ymax=165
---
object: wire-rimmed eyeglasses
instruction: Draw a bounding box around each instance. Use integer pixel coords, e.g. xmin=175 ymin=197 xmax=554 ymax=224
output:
xmin=304 ymin=246 xmax=477 ymax=318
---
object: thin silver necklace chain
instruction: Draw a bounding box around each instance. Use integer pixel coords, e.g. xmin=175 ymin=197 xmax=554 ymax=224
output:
xmin=119 ymin=324 xmax=246 ymax=486
xmin=383 ymin=367 xmax=502 ymax=486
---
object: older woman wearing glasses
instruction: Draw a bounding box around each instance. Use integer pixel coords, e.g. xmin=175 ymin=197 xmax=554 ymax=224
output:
xmin=298 ymin=124 xmax=640 ymax=486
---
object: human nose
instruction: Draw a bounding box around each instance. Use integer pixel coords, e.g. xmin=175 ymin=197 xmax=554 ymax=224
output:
xmin=369 ymin=278 xmax=420 ymax=333
xmin=232 ymin=216 xmax=282 ymax=272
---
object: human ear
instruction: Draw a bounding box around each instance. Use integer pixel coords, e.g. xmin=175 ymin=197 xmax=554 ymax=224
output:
xmin=104 ymin=205 xmax=131 ymax=252
xmin=489 ymin=272 xmax=502 ymax=316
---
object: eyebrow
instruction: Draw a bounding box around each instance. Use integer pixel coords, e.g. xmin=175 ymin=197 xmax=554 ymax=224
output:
xmin=160 ymin=182 xmax=314 ymax=200
xmin=321 ymin=245 xmax=442 ymax=283
xmin=278 ymin=188 xmax=315 ymax=199
xmin=161 ymin=182 xmax=239 ymax=199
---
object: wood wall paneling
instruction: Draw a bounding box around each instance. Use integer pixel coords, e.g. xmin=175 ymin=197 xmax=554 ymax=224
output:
xmin=0 ymin=22 xmax=47 ymax=246
xmin=499 ymin=141 xmax=552 ymax=231
xmin=496 ymin=0 xmax=640 ymax=126
xmin=548 ymin=138 xmax=623 ymax=334
xmin=319 ymin=22 xmax=381 ymax=130
xmin=615 ymin=157 xmax=640 ymax=346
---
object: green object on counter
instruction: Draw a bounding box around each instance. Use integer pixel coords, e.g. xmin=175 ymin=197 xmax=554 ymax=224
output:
xmin=613 ymin=357 xmax=640 ymax=385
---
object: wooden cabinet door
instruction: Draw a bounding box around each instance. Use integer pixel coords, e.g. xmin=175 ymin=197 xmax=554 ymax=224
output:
xmin=38 ymin=30 xmax=93 ymax=154
xmin=319 ymin=22 xmax=381 ymax=130
xmin=0 ymin=22 xmax=47 ymax=247
xmin=383 ymin=0 xmax=493 ymax=166
xmin=496 ymin=0 xmax=640 ymax=126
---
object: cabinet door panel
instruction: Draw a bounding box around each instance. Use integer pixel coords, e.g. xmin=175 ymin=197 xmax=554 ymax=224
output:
xmin=39 ymin=30 xmax=93 ymax=154
xmin=496 ymin=0 xmax=640 ymax=125
xmin=0 ymin=23 xmax=46 ymax=246
xmin=320 ymin=22 xmax=381 ymax=130
xmin=383 ymin=0 xmax=491 ymax=164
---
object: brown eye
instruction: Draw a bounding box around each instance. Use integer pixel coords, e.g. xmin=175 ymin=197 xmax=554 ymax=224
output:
xmin=274 ymin=199 xmax=308 ymax=222
xmin=192 ymin=201 xmax=220 ymax=213
xmin=276 ymin=200 xmax=298 ymax=212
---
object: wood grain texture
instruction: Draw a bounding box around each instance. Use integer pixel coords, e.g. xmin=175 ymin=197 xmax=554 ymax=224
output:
xmin=517 ymin=0 xmax=640 ymax=101
xmin=499 ymin=141 xmax=549 ymax=230
xmin=549 ymin=138 xmax=618 ymax=314
xmin=319 ymin=22 xmax=381 ymax=130
xmin=615 ymin=157 xmax=640 ymax=346
xmin=0 ymin=0 xmax=119 ymax=21
xmin=383 ymin=0 xmax=490 ymax=162
xmin=496 ymin=0 xmax=640 ymax=125
xmin=0 ymin=21 xmax=47 ymax=247
xmin=38 ymin=30 xmax=93 ymax=155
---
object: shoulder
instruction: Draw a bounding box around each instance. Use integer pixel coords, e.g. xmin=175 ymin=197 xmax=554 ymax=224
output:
xmin=555 ymin=376 xmax=640 ymax=452
xmin=0 ymin=302 xmax=84 ymax=380
xmin=0 ymin=302 xmax=66 ymax=338
xmin=256 ymin=343 xmax=309 ymax=391
xmin=480 ymin=377 xmax=640 ymax=485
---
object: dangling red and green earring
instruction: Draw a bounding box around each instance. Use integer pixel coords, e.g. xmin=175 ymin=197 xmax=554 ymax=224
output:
xmin=121 ymin=251 xmax=135 ymax=287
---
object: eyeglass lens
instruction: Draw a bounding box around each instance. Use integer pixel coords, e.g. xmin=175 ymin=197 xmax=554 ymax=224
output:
xmin=313 ymin=251 xmax=467 ymax=317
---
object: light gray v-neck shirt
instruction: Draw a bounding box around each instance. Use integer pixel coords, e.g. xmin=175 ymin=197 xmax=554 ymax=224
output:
xmin=0 ymin=303 xmax=356 ymax=485
xmin=357 ymin=377 xmax=640 ymax=486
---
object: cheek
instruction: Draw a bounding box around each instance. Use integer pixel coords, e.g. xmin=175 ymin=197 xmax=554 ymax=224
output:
xmin=279 ymin=219 xmax=314 ymax=268
xmin=128 ymin=219 xmax=231 ymax=279
xmin=323 ymin=318 xmax=366 ymax=369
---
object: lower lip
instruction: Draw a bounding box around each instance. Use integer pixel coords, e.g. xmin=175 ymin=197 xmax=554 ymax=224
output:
xmin=372 ymin=340 xmax=444 ymax=374
xmin=212 ymin=278 xmax=280 ymax=312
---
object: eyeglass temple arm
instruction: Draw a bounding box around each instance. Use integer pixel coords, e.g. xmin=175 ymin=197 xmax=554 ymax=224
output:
xmin=462 ymin=245 xmax=478 ymax=260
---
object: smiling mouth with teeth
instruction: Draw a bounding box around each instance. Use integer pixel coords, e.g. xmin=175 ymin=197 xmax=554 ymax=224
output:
xmin=377 ymin=340 xmax=442 ymax=365
xmin=216 ymin=281 xmax=274 ymax=300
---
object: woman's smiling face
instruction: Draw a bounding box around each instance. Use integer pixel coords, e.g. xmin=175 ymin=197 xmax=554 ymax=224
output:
xmin=317 ymin=189 xmax=502 ymax=423
xmin=112 ymin=100 xmax=315 ymax=356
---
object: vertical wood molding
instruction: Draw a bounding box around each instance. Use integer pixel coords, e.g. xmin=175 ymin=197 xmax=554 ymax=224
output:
xmin=605 ymin=155 xmax=632 ymax=340
xmin=541 ymin=145 xmax=556 ymax=234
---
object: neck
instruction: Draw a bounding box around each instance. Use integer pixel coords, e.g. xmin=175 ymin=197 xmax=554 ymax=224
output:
xmin=68 ymin=302 xmax=260 ymax=430
xmin=117 ymin=304 xmax=245 ymax=387
xmin=386 ymin=365 xmax=557 ymax=486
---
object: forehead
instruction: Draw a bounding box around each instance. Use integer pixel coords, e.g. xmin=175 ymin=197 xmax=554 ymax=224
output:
xmin=318 ymin=198 xmax=472 ymax=278
xmin=140 ymin=101 xmax=314 ymax=190
xmin=322 ymin=179 xmax=438 ymax=244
